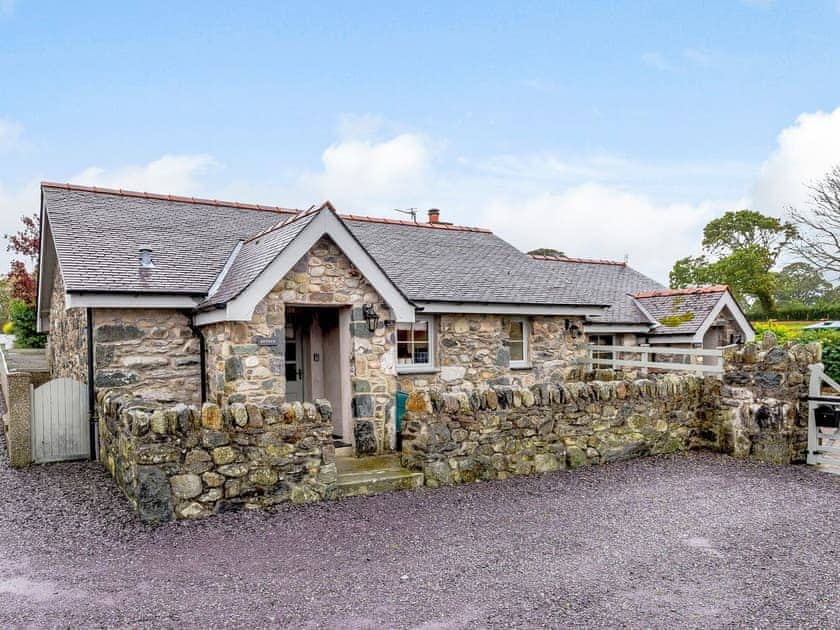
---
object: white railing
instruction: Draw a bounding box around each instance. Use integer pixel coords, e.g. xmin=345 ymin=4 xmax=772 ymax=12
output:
xmin=807 ymin=364 xmax=840 ymax=473
xmin=584 ymin=344 xmax=725 ymax=375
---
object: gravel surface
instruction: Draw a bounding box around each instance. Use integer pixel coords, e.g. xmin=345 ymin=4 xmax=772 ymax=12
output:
xmin=0 ymin=437 xmax=839 ymax=629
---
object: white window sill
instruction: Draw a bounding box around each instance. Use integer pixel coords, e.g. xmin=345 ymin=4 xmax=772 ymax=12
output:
xmin=397 ymin=366 xmax=439 ymax=375
xmin=510 ymin=363 xmax=532 ymax=370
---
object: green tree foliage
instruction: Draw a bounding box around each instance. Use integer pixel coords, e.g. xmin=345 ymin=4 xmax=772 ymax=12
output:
xmin=669 ymin=210 xmax=797 ymax=314
xmin=773 ymin=262 xmax=830 ymax=306
xmin=9 ymin=299 xmax=46 ymax=348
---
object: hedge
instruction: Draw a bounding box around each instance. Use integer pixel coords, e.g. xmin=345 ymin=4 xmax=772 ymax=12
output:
xmin=747 ymin=303 xmax=840 ymax=321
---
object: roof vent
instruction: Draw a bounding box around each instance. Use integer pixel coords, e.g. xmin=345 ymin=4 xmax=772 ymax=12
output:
xmin=139 ymin=248 xmax=155 ymax=268
xmin=428 ymin=208 xmax=441 ymax=224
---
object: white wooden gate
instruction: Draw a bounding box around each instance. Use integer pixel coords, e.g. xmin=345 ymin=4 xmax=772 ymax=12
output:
xmin=30 ymin=378 xmax=90 ymax=463
xmin=807 ymin=364 xmax=840 ymax=474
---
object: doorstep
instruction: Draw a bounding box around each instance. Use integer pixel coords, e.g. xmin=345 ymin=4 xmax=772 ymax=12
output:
xmin=326 ymin=454 xmax=424 ymax=500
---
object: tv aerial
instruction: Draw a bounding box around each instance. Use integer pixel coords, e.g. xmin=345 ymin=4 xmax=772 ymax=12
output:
xmin=394 ymin=208 xmax=418 ymax=222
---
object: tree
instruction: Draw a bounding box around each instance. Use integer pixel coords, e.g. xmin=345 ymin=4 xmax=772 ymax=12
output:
xmin=528 ymin=247 xmax=566 ymax=257
xmin=669 ymin=209 xmax=797 ymax=314
xmin=4 ymin=213 xmax=44 ymax=348
xmin=774 ymin=262 xmax=830 ymax=306
xmin=790 ymin=166 xmax=840 ymax=274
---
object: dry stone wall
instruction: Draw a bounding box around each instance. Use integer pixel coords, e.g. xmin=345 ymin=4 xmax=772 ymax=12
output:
xmin=98 ymin=390 xmax=336 ymax=522
xmin=707 ymin=333 xmax=819 ymax=464
xmin=401 ymin=374 xmax=712 ymax=485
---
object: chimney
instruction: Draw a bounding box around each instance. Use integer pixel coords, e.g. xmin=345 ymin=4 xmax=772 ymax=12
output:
xmin=428 ymin=208 xmax=441 ymax=224
xmin=139 ymin=248 xmax=155 ymax=268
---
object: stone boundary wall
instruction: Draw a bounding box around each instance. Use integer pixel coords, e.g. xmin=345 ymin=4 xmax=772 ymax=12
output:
xmin=400 ymin=337 xmax=818 ymax=486
xmin=711 ymin=334 xmax=819 ymax=464
xmin=98 ymin=391 xmax=336 ymax=522
xmin=400 ymin=375 xmax=713 ymax=485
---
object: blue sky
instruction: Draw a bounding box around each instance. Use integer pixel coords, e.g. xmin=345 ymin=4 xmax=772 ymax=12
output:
xmin=2 ymin=0 xmax=840 ymax=281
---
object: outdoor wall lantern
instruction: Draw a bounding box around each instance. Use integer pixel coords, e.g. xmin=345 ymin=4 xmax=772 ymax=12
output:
xmin=362 ymin=304 xmax=380 ymax=332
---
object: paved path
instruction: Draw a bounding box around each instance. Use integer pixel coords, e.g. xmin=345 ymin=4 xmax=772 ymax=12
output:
xmin=0 ymin=440 xmax=839 ymax=629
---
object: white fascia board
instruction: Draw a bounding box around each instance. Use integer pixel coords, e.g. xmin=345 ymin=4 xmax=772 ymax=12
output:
xmin=629 ymin=295 xmax=660 ymax=328
xmin=690 ymin=291 xmax=755 ymax=343
xmin=36 ymin=203 xmax=54 ymax=333
xmin=65 ymin=294 xmax=201 ymax=308
xmin=584 ymin=323 xmax=652 ymax=334
xmin=206 ymin=240 xmax=243 ymax=298
xmin=206 ymin=210 xmax=416 ymax=324
xmin=414 ymin=301 xmax=606 ymax=317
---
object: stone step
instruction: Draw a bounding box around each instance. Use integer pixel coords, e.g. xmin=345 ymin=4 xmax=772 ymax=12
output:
xmin=327 ymin=455 xmax=424 ymax=500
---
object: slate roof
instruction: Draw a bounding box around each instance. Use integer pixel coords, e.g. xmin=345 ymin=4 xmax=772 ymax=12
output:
xmin=43 ymin=184 xmax=295 ymax=294
xmin=201 ymin=208 xmax=322 ymax=307
xmin=41 ymin=183 xmax=611 ymax=309
xmin=529 ymin=255 xmax=664 ymax=324
xmin=632 ymin=286 xmax=729 ymax=336
xmin=345 ymin=220 xmax=609 ymax=306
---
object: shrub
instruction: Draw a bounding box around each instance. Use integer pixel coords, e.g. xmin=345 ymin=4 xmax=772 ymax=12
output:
xmin=9 ymin=299 xmax=46 ymax=348
xmin=747 ymin=302 xmax=840 ymax=321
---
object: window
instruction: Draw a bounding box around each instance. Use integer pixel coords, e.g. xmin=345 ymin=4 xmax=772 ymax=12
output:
xmin=588 ymin=334 xmax=614 ymax=361
xmin=508 ymin=319 xmax=529 ymax=368
xmin=397 ymin=316 xmax=435 ymax=371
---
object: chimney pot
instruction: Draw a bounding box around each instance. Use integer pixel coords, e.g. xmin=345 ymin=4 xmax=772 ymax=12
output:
xmin=428 ymin=208 xmax=441 ymax=224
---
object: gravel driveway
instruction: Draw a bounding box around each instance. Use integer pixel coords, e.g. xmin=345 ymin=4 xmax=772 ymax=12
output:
xmin=1 ymin=437 xmax=839 ymax=629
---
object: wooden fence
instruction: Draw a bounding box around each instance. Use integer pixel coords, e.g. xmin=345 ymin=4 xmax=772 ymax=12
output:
xmin=583 ymin=344 xmax=725 ymax=375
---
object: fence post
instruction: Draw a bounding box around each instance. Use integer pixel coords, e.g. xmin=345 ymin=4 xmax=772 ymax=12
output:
xmin=807 ymin=363 xmax=823 ymax=465
xmin=641 ymin=348 xmax=648 ymax=375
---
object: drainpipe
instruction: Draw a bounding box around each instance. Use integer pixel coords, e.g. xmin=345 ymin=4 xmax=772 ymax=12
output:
xmin=185 ymin=311 xmax=207 ymax=404
xmin=86 ymin=307 xmax=97 ymax=461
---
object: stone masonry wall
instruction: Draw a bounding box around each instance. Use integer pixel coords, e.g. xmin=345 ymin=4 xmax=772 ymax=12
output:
xmin=397 ymin=314 xmax=587 ymax=392
xmin=401 ymin=337 xmax=818 ymax=487
xmin=93 ymin=309 xmax=201 ymax=404
xmin=703 ymin=333 xmax=819 ymax=464
xmin=47 ymin=268 xmax=88 ymax=382
xmin=401 ymin=374 xmax=712 ymax=485
xmin=98 ymin=390 xmax=336 ymax=522
xmin=203 ymin=237 xmax=396 ymax=452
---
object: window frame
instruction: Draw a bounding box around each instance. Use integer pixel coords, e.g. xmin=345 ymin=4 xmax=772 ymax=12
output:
xmin=588 ymin=334 xmax=615 ymax=361
xmin=395 ymin=315 xmax=436 ymax=374
xmin=508 ymin=318 xmax=530 ymax=369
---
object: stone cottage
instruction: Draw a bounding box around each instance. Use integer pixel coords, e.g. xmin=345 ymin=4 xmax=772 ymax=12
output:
xmin=37 ymin=183 xmax=616 ymax=457
xmin=529 ymin=254 xmax=754 ymax=353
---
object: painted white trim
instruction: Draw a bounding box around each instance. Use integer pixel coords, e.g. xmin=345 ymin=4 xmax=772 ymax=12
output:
xmin=65 ymin=294 xmax=201 ymax=308
xmin=206 ymin=240 xmax=243 ymax=297
xmin=646 ymin=335 xmax=696 ymax=344
xmin=584 ymin=323 xmax=652 ymax=334
xmin=36 ymin=207 xmax=55 ymax=333
xmin=396 ymin=314 xmax=436 ymax=372
xmin=197 ymin=209 xmax=416 ymax=325
xmin=508 ymin=317 xmax=530 ymax=369
xmin=688 ymin=291 xmax=755 ymax=344
xmin=414 ymin=301 xmax=606 ymax=316
xmin=629 ymin=295 xmax=660 ymax=328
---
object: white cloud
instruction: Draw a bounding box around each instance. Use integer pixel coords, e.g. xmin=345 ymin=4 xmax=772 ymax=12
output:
xmin=682 ymin=48 xmax=712 ymax=66
xmin=480 ymin=185 xmax=728 ymax=283
xmin=0 ymin=179 xmax=40 ymax=272
xmin=642 ymin=52 xmax=671 ymax=71
xmin=70 ymin=154 xmax=219 ymax=195
xmin=298 ymin=133 xmax=435 ymax=212
xmin=0 ymin=118 xmax=24 ymax=152
xmin=752 ymin=106 xmax=840 ymax=215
